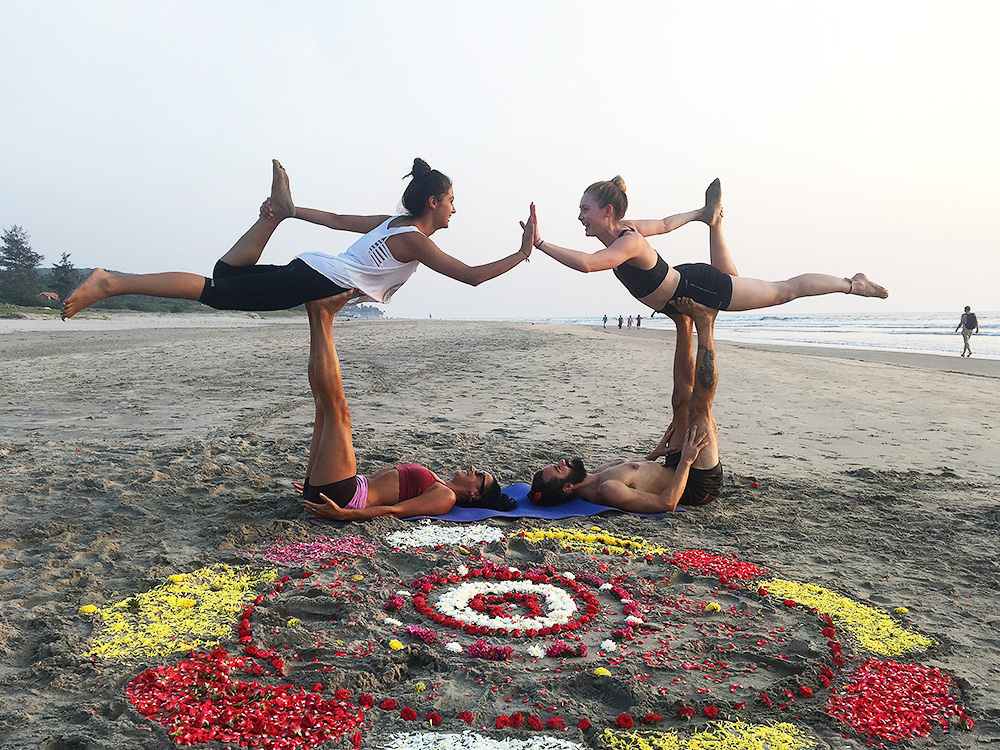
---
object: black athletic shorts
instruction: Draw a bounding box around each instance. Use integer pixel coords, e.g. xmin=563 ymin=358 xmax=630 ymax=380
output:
xmin=664 ymin=451 xmax=724 ymax=506
xmin=199 ymin=259 xmax=350 ymax=312
xmin=659 ymin=263 xmax=733 ymax=315
xmin=303 ymin=476 xmax=359 ymax=508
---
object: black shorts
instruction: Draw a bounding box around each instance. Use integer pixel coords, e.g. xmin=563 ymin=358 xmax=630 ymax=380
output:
xmin=659 ymin=263 xmax=733 ymax=315
xmin=199 ymin=258 xmax=350 ymax=312
xmin=664 ymin=451 xmax=724 ymax=506
xmin=303 ymin=476 xmax=358 ymax=507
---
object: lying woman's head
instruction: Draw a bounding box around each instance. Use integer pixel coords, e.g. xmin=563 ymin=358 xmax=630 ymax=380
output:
xmin=583 ymin=175 xmax=628 ymax=221
xmin=451 ymin=466 xmax=515 ymax=511
xmin=402 ymin=158 xmax=453 ymax=218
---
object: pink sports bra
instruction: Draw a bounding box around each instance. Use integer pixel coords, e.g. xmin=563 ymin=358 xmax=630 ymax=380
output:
xmin=396 ymin=464 xmax=441 ymax=501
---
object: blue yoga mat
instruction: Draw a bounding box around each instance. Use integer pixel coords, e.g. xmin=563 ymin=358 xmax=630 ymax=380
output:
xmin=409 ymin=482 xmax=675 ymax=521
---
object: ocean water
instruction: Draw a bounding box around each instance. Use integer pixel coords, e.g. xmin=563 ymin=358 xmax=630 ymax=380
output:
xmin=545 ymin=311 xmax=1000 ymax=360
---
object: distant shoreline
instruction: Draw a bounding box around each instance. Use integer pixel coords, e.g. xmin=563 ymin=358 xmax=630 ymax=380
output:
xmin=5 ymin=313 xmax=997 ymax=377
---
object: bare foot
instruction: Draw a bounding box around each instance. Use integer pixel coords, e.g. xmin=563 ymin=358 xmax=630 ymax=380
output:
xmin=270 ymin=159 xmax=295 ymax=219
xmin=702 ymin=178 xmax=722 ymax=225
xmin=672 ymin=296 xmax=718 ymax=322
xmin=847 ymin=273 xmax=889 ymax=299
xmin=304 ymin=288 xmax=358 ymax=317
xmin=61 ymin=269 xmax=114 ymax=320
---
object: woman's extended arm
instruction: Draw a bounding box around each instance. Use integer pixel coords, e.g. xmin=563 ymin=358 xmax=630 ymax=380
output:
xmin=627 ymin=208 xmax=705 ymax=237
xmin=392 ymin=212 xmax=534 ymax=286
xmin=260 ymin=198 xmax=389 ymax=234
xmin=293 ymin=209 xmax=391 ymax=234
xmin=529 ymin=204 xmax=644 ymax=273
xmin=303 ymin=483 xmax=457 ymax=521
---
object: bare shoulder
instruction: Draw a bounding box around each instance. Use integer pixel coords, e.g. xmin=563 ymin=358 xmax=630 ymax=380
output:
xmin=596 ymin=478 xmax=641 ymax=506
xmin=385 ymin=227 xmax=436 ymax=263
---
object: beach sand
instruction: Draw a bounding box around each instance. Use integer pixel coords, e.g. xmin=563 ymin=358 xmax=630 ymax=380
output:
xmin=0 ymin=315 xmax=996 ymax=749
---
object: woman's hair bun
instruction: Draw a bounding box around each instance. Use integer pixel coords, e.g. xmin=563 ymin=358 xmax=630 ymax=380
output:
xmin=611 ymin=175 xmax=627 ymax=194
xmin=406 ymin=158 xmax=432 ymax=180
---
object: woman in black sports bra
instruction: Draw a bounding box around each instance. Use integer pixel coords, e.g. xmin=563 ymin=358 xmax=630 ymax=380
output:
xmin=526 ymin=177 xmax=889 ymax=314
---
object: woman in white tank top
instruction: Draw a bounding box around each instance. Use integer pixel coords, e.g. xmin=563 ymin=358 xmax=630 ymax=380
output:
xmin=62 ymin=158 xmax=534 ymax=318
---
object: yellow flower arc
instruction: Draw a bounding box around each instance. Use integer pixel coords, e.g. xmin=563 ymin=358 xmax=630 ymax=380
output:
xmin=521 ymin=527 xmax=667 ymax=557
xmin=600 ymin=721 xmax=816 ymax=750
xmin=760 ymin=578 xmax=933 ymax=655
xmin=85 ymin=564 xmax=276 ymax=660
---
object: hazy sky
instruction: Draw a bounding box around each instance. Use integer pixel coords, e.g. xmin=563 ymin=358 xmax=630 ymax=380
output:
xmin=3 ymin=1 xmax=998 ymax=319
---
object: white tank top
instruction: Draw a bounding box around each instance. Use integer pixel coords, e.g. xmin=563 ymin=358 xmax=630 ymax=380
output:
xmin=296 ymin=217 xmax=424 ymax=304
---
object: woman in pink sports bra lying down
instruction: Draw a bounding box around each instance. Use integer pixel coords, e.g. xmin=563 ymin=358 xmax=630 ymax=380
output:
xmin=295 ymin=291 xmax=508 ymax=522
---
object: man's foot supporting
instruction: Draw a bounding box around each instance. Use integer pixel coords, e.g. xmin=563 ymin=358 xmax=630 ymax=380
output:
xmin=62 ymin=269 xmax=113 ymax=320
xmin=673 ymin=296 xmax=718 ymax=324
xmin=702 ymin=178 xmax=722 ymax=225
xmin=304 ymin=288 xmax=358 ymax=319
xmin=269 ymin=159 xmax=295 ymax=219
xmin=847 ymin=273 xmax=889 ymax=299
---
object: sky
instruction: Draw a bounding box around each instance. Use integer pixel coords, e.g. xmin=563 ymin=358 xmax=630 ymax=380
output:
xmin=2 ymin=1 xmax=998 ymax=319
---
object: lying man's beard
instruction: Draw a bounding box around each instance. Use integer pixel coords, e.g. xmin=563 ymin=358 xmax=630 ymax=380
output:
xmin=565 ymin=457 xmax=587 ymax=484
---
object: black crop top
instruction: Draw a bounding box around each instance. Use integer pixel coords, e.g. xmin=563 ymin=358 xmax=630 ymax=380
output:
xmin=612 ymin=228 xmax=670 ymax=299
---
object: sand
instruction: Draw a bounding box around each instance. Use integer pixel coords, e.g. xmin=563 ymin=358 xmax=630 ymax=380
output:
xmin=0 ymin=315 xmax=997 ymax=749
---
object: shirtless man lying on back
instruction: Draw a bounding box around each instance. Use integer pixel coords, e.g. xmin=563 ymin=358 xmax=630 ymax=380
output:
xmin=528 ymin=297 xmax=723 ymax=513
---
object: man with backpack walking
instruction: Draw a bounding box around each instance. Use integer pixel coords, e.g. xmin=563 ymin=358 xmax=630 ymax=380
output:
xmin=956 ymin=306 xmax=979 ymax=357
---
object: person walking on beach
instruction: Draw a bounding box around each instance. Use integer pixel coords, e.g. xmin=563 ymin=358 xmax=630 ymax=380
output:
xmin=296 ymin=291 xmax=509 ymax=521
xmin=603 ymin=314 xmax=608 ymax=329
xmin=62 ymin=159 xmax=534 ymax=318
xmin=627 ymin=315 xmax=633 ymax=329
xmin=524 ymin=178 xmax=889 ymax=316
xmin=956 ymin=306 xmax=979 ymax=357
xmin=528 ymin=297 xmax=721 ymax=512
xmin=618 ymin=315 xmax=623 ymax=329
xmin=636 ymin=314 xmax=641 ymax=329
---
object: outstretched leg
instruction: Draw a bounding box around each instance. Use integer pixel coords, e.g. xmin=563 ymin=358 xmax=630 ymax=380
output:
xmin=695 ymin=179 xmax=887 ymax=311
xmin=62 ymin=160 xmax=294 ymax=319
xmin=303 ymin=290 xmax=359 ymax=487
xmin=727 ymin=271 xmax=887 ymax=311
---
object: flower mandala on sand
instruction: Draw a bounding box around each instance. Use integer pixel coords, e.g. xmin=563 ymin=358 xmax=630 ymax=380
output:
xmin=206 ymin=523 xmax=969 ymax=747
xmin=85 ymin=564 xmax=276 ymax=660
